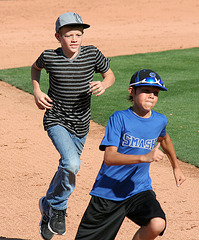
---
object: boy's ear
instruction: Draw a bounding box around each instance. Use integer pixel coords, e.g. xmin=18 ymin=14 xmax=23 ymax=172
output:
xmin=128 ymin=87 xmax=134 ymax=95
xmin=55 ymin=33 xmax=61 ymax=42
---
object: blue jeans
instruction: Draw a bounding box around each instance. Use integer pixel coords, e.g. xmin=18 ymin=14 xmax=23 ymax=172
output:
xmin=43 ymin=125 xmax=87 ymax=212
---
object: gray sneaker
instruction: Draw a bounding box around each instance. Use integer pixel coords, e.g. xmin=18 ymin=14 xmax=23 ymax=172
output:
xmin=39 ymin=197 xmax=54 ymax=240
xmin=48 ymin=207 xmax=66 ymax=235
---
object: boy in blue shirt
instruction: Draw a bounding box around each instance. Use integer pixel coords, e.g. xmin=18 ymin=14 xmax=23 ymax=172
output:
xmin=75 ymin=69 xmax=185 ymax=240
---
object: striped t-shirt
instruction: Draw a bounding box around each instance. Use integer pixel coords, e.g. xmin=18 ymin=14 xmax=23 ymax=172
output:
xmin=36 ymin=45 xmax=110 ymax=138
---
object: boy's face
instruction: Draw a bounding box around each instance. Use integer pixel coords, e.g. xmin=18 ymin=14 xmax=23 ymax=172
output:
xmin=55 ymin=25 xmax=84 ymax=58
xmin=128 ymin=86 xmax=160 ymax=116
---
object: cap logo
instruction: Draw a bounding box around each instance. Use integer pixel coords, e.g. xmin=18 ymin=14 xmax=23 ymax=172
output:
xmin=149 ymin=72 xmax=156 ymax=78
xmin=73 ymin=13 xmax=82 ymax=23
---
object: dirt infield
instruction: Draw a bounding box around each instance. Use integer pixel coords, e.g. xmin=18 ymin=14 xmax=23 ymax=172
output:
xmin=0 ymin=0 xmax=199 ymax=239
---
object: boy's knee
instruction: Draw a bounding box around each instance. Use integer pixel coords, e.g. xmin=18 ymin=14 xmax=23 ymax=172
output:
xmin=71 ymin=162 xmax=80 ymax=174
xmin=149 ymin=217 xmax=166 ymax=236
xmin=61 ymin=158 xmax=80 ymax=174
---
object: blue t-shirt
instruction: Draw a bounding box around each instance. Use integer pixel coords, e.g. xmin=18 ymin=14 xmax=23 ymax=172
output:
xmin=90 ymin=108 xmax=168 ymax=201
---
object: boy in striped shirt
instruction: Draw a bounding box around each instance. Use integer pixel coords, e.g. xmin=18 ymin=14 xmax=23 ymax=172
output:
xmin=31 ymin=12 xmax=115 ymax=240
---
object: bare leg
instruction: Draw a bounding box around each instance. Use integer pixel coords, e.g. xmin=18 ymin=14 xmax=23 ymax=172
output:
xmin=132 ymin=218 xmax=166 ymax=240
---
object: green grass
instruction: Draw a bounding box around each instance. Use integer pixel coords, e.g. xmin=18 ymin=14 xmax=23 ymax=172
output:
xmin=0 ymin=48 xmax=198 ymax=166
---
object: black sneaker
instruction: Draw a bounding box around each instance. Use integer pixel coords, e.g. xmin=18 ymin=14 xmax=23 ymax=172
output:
xmin=48 ymin=207 xmax=66 ymax=235
xmin=39 ymin=197 xmax=54 ymax=240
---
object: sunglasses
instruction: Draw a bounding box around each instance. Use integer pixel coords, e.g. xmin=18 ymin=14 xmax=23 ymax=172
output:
xmin=129 ymin=77 xmax=165 ymax=88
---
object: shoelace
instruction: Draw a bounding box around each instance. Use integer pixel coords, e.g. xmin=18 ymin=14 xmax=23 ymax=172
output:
xmin=53 ymin=209 xmax=66 ymax=222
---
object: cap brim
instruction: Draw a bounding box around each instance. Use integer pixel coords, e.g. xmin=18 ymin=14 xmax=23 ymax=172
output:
xmin=82 ymin=24 xmax=90 ymax=29
xmin=132 ymin=83 xmax=167 ymax=91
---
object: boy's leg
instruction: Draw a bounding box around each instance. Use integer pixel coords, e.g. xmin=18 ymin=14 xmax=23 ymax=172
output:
xmin=42 ymin=125 xmax=86 ymax=235
xmin=126 ymin=190 xmax=166 ymax=240
xmin=75 ymin=196 xmax=126 ymax=240
xmin=46 ymin=125 xmax=86 ymax=209
xmin=132 ymin=217 xmax=166 ymax=240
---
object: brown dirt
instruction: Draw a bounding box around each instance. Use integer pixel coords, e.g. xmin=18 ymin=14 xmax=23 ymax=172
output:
xmin=0 ymin=0 xmax=199 ymax=239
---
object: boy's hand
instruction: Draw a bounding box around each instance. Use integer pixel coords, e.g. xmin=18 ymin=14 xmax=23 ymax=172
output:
xmin=145 ymin=143 xmax=165 ymax=163
xmin=33 ymin=90 xmax=53 ymax=110
xmin=173 ymin=168 xmax=186 ymax=187
xmin=89 ymin=81 xmax=105 ymax=96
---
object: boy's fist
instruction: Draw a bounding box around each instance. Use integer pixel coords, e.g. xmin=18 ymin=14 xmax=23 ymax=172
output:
xmin=145 ymin=142 xmax=165 ymax=163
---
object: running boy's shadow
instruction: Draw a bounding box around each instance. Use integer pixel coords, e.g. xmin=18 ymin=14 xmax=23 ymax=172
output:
xmin=0 ymin=237 xmax=29 ymax=240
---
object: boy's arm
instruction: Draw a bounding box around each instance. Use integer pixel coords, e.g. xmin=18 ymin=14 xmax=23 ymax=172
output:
xmin=104 ymin=142 xmax=165 ymax=165
xmin=89 ymin=68 xmax=115 ymax=96
xmin=158 ymin=133 xmax=186 ymax=187
xmin=31 ymin=62 xmax=53 ymax=110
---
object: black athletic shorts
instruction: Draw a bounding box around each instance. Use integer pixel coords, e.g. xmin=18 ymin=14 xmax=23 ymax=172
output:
xmin=75 ymin=190 xmax=166 ymax=240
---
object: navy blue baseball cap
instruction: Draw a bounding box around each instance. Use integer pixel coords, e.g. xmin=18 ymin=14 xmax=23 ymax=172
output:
xmin=129 ymin=69 xmax=167 ymax=91
xmin=56 ymin=12 xmax=90 ymax=33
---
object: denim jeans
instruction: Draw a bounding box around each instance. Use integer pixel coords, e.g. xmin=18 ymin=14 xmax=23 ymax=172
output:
xmin=42 ymin=125 xmax=87 ymax=212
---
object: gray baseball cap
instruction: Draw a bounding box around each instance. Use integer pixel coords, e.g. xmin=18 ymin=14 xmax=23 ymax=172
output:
xmin=55 ymin=12 xmax=90 ymax=33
